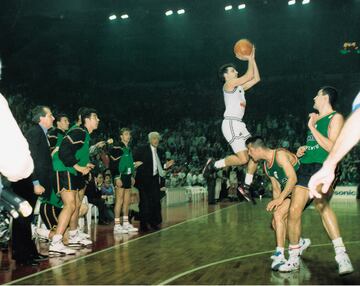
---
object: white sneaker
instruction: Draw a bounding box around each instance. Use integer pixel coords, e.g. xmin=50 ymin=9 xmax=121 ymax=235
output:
xmin=270 ymin=250 xmax=282 ymax=260
xmin=122 ymin=223 xmax=138 ymax=232
xmin=113 ymin=224 xmax=128 ymax=234
xmin=335 ymin=252 xmax=354 ymax=275
xmin=68 ymin=230 xmax=93 ymax=247
xmin=78 ymin=229 xmax=91 ymax=239
xmin=278 ymin=255 xmax=300 ymax=272
xmin=271 ymin=253 xmax=286 ymax=271
xmin=49 ymin=240 xmax=76 ymax=256
xmin=35 ymin=227 xmax=50 ymax=241
xmin=299 ymin=238 xmax=311 ymax=256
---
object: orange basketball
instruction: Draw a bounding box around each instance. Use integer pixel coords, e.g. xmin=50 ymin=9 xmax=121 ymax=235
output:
xmin=234 ymin=39 xmax=253 ymax=59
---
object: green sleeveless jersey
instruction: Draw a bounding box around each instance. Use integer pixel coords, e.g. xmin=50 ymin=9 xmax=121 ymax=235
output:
xmin=53 ymin=127 xmax=90 ymax=175
xmin=118 ymin=144 xmax=135 ymax=175
xmin=300 ymin=111 xmax=337 ymax=164
xmin=264 ymin=149 xmax=300 ymax=189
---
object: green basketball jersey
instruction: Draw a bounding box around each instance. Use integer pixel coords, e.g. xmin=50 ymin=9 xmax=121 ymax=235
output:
xmin=55 ymin=131 xmax=65 ymax=147
xmin=264 ymin=149 xmax=300 ymax=189
xmin=118 ymin=144 xmax=135 ymax=175
xmin=50 ymin=124 xmax=77 ymax=167
xmin=53 ymin=127 xmax=90 ymax=175
xmin=51 ymin=131 xmax=66 ymax=170
xmin=300 ymin=111 xmax=337 ymax=164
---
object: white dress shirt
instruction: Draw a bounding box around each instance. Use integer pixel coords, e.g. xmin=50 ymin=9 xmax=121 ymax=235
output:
xmin=151 ymin=145 xmax=165 ymax=177
xmin=151 ymin=145 xmax=158 ymax=175
xmin=0 ymin=94 xmax=34 ymax=182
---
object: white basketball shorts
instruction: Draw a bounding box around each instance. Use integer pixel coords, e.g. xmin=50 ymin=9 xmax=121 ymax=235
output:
xmin=221 ymin=118 xmax=251 ymax=153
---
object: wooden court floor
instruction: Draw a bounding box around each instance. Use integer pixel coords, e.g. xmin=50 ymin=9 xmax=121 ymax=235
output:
xmin=2 ymin=199 xmax=360 ymax=285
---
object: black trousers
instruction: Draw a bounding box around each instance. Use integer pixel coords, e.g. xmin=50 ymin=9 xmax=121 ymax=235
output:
xmin=11 ymin=176 xmax=39 ymax=262
xmin=138 ymin=175 xmax=162 ymax=226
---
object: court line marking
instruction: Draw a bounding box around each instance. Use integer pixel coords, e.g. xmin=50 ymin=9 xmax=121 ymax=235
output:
xmin=8 ymin=203 xmax=240 ymax=285
xmin=158 ymin=240 xmax=360 ymax=285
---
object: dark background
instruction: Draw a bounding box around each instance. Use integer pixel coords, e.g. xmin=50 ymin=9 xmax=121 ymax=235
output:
xmin=0 ymin=0 xmax=359 ymax=128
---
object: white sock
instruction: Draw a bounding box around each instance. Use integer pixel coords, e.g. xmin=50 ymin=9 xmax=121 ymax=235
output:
xmin=289 ymin=244 xmax=300 ymax=257
xmin=299 ymin=237 xmax=305 ymax=245
xmin=276 ymin=246 xmax=285 ymax=256
xmin=52 ymin=234 xmax=62 ymax=243
xmin=123 ymin=216 xmax=129 ymax=224
xmin=69 ymin=230 xmax=77 ymax=237
xmin=245 ymin=173 xmax=254 ymax=185
xmin=332 ymin=237 xmax=346 ymax=255
xmin=214 ymin=159 xmax=226 ymax=169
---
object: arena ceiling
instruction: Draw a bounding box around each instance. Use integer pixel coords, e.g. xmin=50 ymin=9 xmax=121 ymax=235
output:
xmin=0 ymin=0 xmax=359 ymax=90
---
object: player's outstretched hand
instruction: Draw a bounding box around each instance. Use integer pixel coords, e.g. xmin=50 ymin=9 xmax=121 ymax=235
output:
xmin=308 ymin=163 xmax=336 ymax=199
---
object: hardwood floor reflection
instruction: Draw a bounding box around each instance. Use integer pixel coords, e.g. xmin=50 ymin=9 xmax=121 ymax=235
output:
xmin=2 ymin=199 xmax=360 ymax=285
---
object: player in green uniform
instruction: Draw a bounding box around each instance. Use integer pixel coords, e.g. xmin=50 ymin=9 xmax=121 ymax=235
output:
xmin=47 ymin=113 xmax=70 ymax=154
xmin=49 ymin=108 xmax=99 ymax=254
xmin=309 ymin=91 xmax=360 ymax=197
xmin=67 ymin=107 xmax=105 ymax=243
xmin=246 ymin=136 xmax=310 ymax=271
xmin=279 ymin=87 xmax=353 ymax=275
xmin=112 ymin=128 xmax=142 ymax=234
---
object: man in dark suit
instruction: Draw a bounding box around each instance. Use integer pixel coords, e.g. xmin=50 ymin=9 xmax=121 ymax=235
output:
xmin=11 ymin=105 xmax=54 ymax=265
xmin=134 ymin=131 xmax=174 ymax=231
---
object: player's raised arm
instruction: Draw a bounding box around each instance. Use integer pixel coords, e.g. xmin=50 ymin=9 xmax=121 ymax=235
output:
xmin=225 ymin=47 xmax=257 ymax=91
xmin=242 ymin=52 xmax=260 ymax=91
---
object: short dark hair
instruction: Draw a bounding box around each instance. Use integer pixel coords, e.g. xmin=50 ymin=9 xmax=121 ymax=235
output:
xmin=55 ymin=113 xmax=69 ymax=123
xmin=245 ymin=136 xmax=266 ymax=148
xmin=31 ymin=105 xmax=48 ymax=123
xmin=320 ymin=86 xmax=338 ymax=106
xmin=81 ymin=108 xmax=98 ymax=125
xmin=96 ymin=172 xmax=104 ymax=178
xmin=120 ymin=127 xmax=131 ymax=136
xmin=76 ymin=107 xmax=88 ymax=121
xmin=218 ymin=63 xmax=236 ymax=83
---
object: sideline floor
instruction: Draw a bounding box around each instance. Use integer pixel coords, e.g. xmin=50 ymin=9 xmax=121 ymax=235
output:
xmin=1 ymin=199 xmax=359 ymax=285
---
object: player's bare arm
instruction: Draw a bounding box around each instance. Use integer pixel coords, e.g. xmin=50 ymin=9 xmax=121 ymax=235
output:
xmin=308 ymin=113 xmax=344 ymax=152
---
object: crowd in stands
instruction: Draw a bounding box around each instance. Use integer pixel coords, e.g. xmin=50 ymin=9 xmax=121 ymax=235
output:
xmin=5 ymin=91 xmax=359 ymax=199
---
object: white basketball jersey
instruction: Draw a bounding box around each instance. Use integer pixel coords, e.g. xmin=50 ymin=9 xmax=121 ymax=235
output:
xmin=223 ymin=85 xmax=246 ymax=120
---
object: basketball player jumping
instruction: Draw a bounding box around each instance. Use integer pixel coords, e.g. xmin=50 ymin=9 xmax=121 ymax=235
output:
xmin=203 ymin=47 xmax=260 ymax=202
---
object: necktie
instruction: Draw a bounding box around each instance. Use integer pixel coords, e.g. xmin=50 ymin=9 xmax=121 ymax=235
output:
xmin=154 ymin=149 xmax=165 ymax=177
xmin=45 ymin=132 xmax=50 ymax=147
